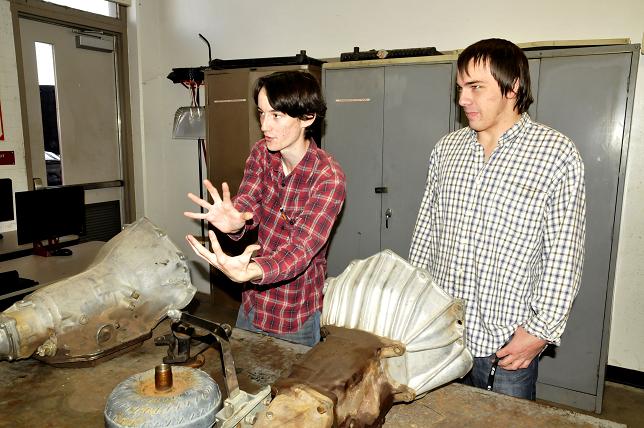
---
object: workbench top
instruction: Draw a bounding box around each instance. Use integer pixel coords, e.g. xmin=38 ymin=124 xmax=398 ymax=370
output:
xmin=0 ymin=321 xmax=622 ymax=428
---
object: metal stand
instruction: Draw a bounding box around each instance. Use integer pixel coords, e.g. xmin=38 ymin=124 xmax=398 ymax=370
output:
xmin=165 ymin=310 xmax=271 ymax=428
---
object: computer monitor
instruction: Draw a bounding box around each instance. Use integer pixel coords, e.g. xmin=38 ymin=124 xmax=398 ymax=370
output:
xmin=0 ymin=178 xmax=14 ymax=240
xmin=15 ymin=185 xmax=86 ymax=256
xmin=0 ymin=178 xmax=13 ymax=223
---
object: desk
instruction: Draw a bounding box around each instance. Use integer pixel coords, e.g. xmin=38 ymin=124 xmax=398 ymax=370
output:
xmin=0 ymin=240 xmax=104 ymax=302
xmin=0 ymin=230 xmax=80 ymax=261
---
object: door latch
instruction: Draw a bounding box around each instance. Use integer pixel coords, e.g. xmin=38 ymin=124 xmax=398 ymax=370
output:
xmin=385 ymin=208 xmax=392 ymax=228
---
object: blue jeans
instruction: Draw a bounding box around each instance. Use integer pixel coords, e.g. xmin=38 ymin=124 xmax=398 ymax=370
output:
xmin=462 ymin=354 xmax=539 ymax=400
xmin=235 ymin=306 xmax=321 ymax=347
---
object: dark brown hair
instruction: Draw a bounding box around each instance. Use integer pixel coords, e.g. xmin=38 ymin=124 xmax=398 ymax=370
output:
xmin=457 ymin=38 xmax=534 ymax=114
xmin=253 ymin=71 xmax=326 ymax=139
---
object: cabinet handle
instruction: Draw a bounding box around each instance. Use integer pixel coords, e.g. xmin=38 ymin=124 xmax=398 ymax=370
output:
xmin=374 ymin=187 xmax=388 ymax=194
xmin=385 ymin=208 xmax=392 ymax=229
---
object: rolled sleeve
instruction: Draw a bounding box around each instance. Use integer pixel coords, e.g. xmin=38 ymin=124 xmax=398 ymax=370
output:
xmin=525 ymin=153 xmax=586 ymax=344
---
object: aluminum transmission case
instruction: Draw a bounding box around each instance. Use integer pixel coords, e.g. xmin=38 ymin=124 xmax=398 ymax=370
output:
xmin=322 ymin=249 xmax=473 ymax=396
xmin=0 ymin=217 xmax=196 ymax=365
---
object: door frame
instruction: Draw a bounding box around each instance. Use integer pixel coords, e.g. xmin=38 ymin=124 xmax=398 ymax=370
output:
xmin=10 ymin=0 xmax=135 ymax=223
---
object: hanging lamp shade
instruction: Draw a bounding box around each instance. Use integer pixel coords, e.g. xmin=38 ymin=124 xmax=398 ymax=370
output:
xmin=172 ymin=106 xmax=206 ymax=139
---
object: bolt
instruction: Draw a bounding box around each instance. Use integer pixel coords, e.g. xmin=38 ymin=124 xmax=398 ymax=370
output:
xmin=317 ymin=405 xmax=327 ymax=414
xmin=224 ymin=402 xmax=234 ymax=418
xmin=244 ymin=413 xmax=257 ymax=425
xmin=79 ymin=315 xmax=88 ymax=325
xmin=265 ymin=411 xmax=273 ymax=420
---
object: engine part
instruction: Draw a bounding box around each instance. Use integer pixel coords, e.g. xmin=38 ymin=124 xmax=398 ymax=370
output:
xmin=154 ymin=322 xmax=212 ymax=367
xmin=104 ymin=364 xmax=222 ymax=428
xmin=256 ymin=249 xmax=473 ymax=427
xmin=322 ymin=249 xmax=473 ymax=396
xmin=258 ymin=326 xmax=407 ymax=427
xmin=165 ymin=310 xmax=272 ymax=428
xmin=0 ymin=217 xmax=196 ymax=365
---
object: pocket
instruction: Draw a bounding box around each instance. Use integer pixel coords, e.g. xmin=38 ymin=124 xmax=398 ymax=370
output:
xmin=280 ymin=208 xmax=302 ymax=227
xmin=493 ymin=181 xmax=545 ymax=238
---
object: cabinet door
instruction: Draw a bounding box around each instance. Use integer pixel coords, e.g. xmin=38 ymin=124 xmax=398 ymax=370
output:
xmin=381 ymin=63 xmax=455 ymax=257
xmin=323 ymin=67 xmax=385 ymax=276
xmin=533 ymin=51 xmax=633 ymax=411
xmin=206 ymin=69 xmax=251 ymax=196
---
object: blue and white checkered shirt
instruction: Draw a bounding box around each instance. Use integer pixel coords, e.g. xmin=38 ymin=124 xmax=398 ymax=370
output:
xmin=409 ymin=113 xmax=586 ymax=357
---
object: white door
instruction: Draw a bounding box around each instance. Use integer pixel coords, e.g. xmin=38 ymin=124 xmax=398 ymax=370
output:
xmin=19 ymin=17 xmax=123 ymax=215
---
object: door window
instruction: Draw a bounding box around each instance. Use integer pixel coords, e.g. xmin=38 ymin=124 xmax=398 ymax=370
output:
xmin=35 ymin=42 xmax=61 ymax=186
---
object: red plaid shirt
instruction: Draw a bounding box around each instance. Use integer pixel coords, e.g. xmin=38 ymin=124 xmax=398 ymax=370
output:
xmin=232 ymin=139 xmax=346 ymax=334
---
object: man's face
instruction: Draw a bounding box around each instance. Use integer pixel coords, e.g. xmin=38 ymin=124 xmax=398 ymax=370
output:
xmin=457 ymin=60 xmax=518 ymax=135
xmin=257 ymin=87 xmax=307 ymax=153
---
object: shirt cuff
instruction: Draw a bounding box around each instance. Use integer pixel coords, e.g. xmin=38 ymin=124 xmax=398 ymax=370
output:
xmin=250 ymin=256 xmax=277 ymax=285
xmin=523 ymin=318 xmax=561 ymax=346
xmin=227 ymin=226 xmax=246 ymax=241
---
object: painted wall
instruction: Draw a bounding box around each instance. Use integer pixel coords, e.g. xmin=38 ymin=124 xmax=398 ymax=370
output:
xmin=0 ymin=0 xmax=642 ymax=371
xmin=0 ymin=0 xmax=29 ymax=234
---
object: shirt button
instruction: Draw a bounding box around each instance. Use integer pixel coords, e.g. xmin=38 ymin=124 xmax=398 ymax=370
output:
xmin=460 ymin=238 xmax=468 ymax=245
xmin=457 ymin=268 xmax=464 ymax=276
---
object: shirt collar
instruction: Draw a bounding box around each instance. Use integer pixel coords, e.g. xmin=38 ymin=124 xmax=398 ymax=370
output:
xmin=466 ymin=112 xmax=531 ymax=150
xmin=498 ymin=112 xmax=530 ymax=148
xmin=269 ymin=139 xmax=318 ymax=181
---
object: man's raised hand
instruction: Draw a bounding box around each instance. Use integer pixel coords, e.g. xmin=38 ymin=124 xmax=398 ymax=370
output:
xmin=184 ymin=180 xmax=252 ymax=234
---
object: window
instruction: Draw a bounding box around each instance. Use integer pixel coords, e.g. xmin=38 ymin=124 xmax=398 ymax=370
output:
xmin=34 ymin=42 xmax=62 ymax=186
xmin=43 ymin=0 xmax=118 ymax=18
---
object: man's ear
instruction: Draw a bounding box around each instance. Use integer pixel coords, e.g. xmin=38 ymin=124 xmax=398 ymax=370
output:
xmin=300 ymin=113 xmax=316 ymax=129
xmin=507 ymin=78 xmax=520 ymax=99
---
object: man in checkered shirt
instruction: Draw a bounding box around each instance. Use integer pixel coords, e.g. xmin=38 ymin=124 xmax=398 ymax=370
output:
xmin=185 ymin=71 xmax=346 ymax=347
xmin=409 ymin=39 xmax=586 ymax=399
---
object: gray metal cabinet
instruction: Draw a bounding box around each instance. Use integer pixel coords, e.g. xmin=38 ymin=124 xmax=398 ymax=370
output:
xmin=323 ymin=44 xmax=638 ymax=413
xmin=323 ymin=60 xmax=457 ymax=276
xmin=527 ymin=45 xmax=639 ymax=412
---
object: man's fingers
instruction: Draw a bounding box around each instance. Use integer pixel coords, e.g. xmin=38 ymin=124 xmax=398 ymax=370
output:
xmin=496 ymin=346 xmax=511 ymax=359
xmin=221 ymin=182 xmax=232 ymax=203
xmin=242 ymin=212 xmax=253 ymax=222
xmin=186 ymin=234 xmax=221 ymax=269
xmin=187 ymin=192 xmax=211 ymax=210
xmin=207 ymin=230 xmax=226 ymax=257
xmin=186 ymin=234 xmax=208 ymax=258
xmin=498 ymin=354 xmax=516 ymax=369
xmin=183 ymin=210 xmax=207 ymax=220
xmin=203 ymin=180 xmax=222 ymax=203
xmin=241 ymin=244 xmax=261 ymax=258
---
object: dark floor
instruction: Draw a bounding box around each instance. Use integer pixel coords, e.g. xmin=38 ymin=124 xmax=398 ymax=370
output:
xmin=198 ymin=283 xmax=644 ymax=428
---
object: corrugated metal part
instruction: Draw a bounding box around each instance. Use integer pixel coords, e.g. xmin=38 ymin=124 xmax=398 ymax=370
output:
xmin=323 ymin=249 xmax=473 ymax=395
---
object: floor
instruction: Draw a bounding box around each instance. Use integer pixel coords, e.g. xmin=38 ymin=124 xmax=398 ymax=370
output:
xmin=201 ymin=283 xmax=644 ymax=428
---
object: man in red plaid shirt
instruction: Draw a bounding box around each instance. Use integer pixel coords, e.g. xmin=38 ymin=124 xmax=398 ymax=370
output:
xmin=185 ymin=71 xmax=346 ymax=346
